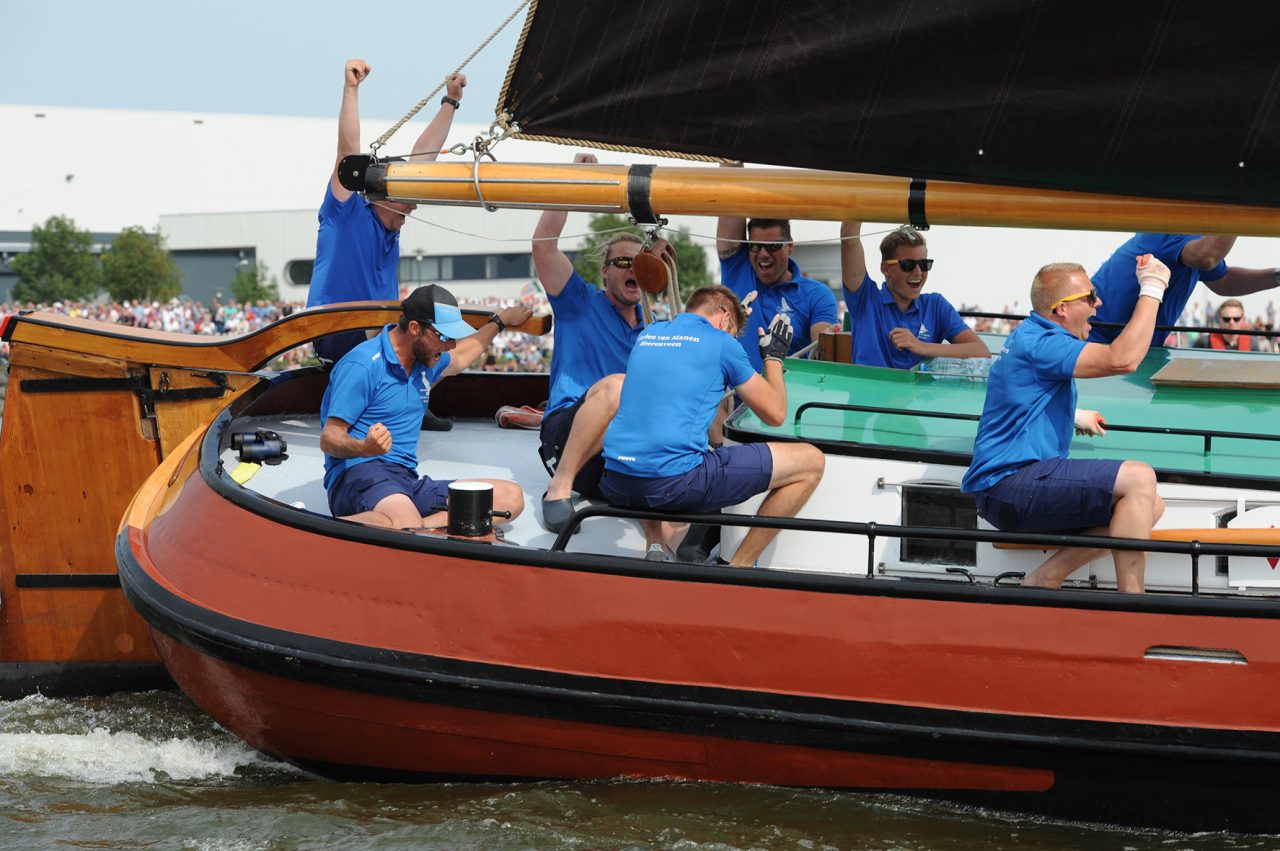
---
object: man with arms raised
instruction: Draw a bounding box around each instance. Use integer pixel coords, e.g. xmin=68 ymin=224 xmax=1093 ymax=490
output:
xmin=307 ymin=59 xmax=466 ymax=365
xmin=716 ymin=164 xmax=838 ymax=371
xmin=840 ymin=222 xmax=990 ymax=366
xmin=1088 ymin=233 xmax=1280 ymax=346
xmin=961 ymin=256 xmax=1172 ymax=593
xmin=599 ymin=286 xmax=825 ymax=565
xmin=534 ymin=152 xmax=673 ymax=533
xmin=320 ymin=285 xmax=529 ymax=530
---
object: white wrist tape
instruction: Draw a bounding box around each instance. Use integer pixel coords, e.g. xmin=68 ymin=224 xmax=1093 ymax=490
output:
xmin=1139 ymin=283 xmax=1165 ymax=302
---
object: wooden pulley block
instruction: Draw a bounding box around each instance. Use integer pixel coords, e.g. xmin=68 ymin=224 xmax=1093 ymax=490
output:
xmin=633 ymin=242 xmax=678 ymax=295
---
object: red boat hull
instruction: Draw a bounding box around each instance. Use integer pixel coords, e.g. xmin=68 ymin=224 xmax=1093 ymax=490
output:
xmin=116 ymin=410 xmax=1280 ymax=831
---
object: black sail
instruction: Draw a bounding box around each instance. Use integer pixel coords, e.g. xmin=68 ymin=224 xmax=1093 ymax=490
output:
xmin=498 ymin=0 xmax=1280 ymax=207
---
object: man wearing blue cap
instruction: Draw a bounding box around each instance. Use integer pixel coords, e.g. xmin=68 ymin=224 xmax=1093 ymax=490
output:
xmin=319 ymin=284 xmax=529 ymax=530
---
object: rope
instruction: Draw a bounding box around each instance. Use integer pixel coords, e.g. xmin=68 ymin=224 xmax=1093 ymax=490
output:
xmin=369 ymin=0 xmax=531 ymax=157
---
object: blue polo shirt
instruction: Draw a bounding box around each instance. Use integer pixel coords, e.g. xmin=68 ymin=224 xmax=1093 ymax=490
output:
xmin=720 ymin=248 xmax=838 ymax=372
xmin=603 ymin=312 xmax=756 ymax=479
xmin=306 ymin=183 xmax=400 ymax=309
xmin=843 ymin=275 xmax=970 ymax=369
xmin=320 ymin=325 xmax=451 ymax=489
xmin=1087 ymin=233 xmax=1228 ymax=346
xmin=546 ymin=270 xmax=645 ymax=414
xmin=961 ymin=313 xmax=1087 ymax=494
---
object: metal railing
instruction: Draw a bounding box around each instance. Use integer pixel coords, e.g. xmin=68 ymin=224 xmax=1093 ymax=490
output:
xmin=960 ymin=310 xmax=1280 ymax=339
xmin=793 ymin=401 xmax=1280 ymax=455
xmin=548 ymin=505 xmax=1280 ymax=597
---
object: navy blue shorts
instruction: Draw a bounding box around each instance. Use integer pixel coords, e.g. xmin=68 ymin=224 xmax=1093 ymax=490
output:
xmin=327 ymin=460 xmax=454 ymax=518
xmin=973 ymin=457 xmax=1123 ymax=534
xmin=599 ymin=443 xmax=774 ymax=513
xmin=538 ymin=397 xmax=606 ymax=499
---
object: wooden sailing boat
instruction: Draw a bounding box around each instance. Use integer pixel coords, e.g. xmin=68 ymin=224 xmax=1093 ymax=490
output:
xmin=12 ymin=0 xmax=1280 ymax=831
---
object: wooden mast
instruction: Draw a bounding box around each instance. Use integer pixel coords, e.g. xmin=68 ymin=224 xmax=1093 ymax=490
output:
xmin=347 ymin=159 xmax=1280 ymax=237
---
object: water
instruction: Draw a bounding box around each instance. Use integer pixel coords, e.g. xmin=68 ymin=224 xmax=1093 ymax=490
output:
xmin=0 ymin=692 xmax=1269 ymax=850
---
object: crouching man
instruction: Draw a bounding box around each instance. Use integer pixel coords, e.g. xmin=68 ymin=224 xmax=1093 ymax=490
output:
xmin=961 ymin=257 xmax=1172 ymax=592
xmin=598 ymin=286 xmax=825 ymax=565
xmin=320 ymin=284 xmax=528 ymax=529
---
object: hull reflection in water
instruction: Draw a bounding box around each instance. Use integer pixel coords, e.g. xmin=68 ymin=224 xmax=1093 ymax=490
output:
xmin=1 ymin=693 xmax=1263 ymax=849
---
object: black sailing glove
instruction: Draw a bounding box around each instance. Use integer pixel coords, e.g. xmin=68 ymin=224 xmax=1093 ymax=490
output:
xmin=758 ymin=313 xmax=794 ymax=364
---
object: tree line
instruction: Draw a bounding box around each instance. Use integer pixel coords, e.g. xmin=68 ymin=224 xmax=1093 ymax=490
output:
xmin=7 ymin=215 xmax=278 ymax=305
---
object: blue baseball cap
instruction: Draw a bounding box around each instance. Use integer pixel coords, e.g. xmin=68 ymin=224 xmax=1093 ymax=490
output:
xmin=400 ymin=285 xmax=475 ymax=340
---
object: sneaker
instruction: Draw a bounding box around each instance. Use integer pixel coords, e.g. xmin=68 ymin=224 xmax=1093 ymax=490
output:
xmin=645 ymin=544 xmax=667 ymax=561
xmin=496 ymin=405 xmax=544 ymax=429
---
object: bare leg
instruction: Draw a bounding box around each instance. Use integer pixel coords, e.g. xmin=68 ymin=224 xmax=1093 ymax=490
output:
xmin=1021 ymin=543 xmax=1108 ymax=589
xmin=1107 ymin=461 xmax=1163 ymax=593
xmin=342 ymin=492 xmax=422 ymax=531
xmin=729 ymin=442 xmax=825 ymax=567
xmin=546 ymin=375 xmax=623 ymax=502
xmin=638 ymin=520 xmax=690 ymax=558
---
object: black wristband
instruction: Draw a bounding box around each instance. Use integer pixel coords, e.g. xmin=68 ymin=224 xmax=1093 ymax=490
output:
xmin=487 ymin=314 xmax=506 ymax=332
xmin=441 ymin=96 xmax=460 ymax=110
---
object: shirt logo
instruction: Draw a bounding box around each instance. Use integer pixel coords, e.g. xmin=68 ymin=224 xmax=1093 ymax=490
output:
xmin=918 ymin=322 xmax=932 ymax=341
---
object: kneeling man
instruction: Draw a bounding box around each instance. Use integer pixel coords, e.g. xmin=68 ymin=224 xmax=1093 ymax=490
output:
xmin=599 ymin=286 xmax=825 ymax=565
xmin=961 ymin=256 xmax=1172 ymax=592
xmin=320 ymin=284 xmax=528 ymax=529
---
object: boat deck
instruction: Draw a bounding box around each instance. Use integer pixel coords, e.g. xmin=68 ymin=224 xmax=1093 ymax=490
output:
xmin=222 ymin=414 xmax=651 ymax=556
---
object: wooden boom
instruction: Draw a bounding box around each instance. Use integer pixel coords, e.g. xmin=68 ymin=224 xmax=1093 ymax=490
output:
xmin=344 ymin=158 xmax=1280 ymax=237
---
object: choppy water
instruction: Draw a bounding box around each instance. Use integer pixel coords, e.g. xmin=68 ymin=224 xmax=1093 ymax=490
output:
xmin=0 ymin=691 xmax=1272 ymax=850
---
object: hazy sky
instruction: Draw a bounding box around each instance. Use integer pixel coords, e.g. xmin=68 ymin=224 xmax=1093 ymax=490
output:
xmin=2 ymin=0 xmax=526 ymax=119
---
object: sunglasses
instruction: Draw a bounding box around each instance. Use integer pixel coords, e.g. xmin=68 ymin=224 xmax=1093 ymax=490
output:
xmin=604 ymin=255 xmax=636 ymax=269
xmin=427 ymin=324 xmax=452 ymax=343
xmin=885 ymin=258 xmax=934 ymax=273
xmin=1049 ymin=289 xmax=1100 ymax=311
xmin=1221 ymin=315 xmax=1245 ymax=323
xmin=747 ymin=242 xmax=788 ymax=253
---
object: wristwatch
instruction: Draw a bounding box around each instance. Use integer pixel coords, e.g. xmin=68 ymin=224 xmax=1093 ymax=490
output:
xmin=486 ymin=313 xmax=506 ymax=332
xmin=441 ymin=96 xmax=460 ymax=110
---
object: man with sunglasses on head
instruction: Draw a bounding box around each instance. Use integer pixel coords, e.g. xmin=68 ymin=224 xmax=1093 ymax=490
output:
xmin=839 ymin=222 xmax=990 ymax=367
xmin=1193 ymin=299 xmax=1256 ymax=351
xmin=320 ymin=285 xmax=529 ymax=531
xmin=962 ymin=256 xmax=1173 ymax=594
xmin=1088 ymin=234 xmax=1280 ymax=347
xmin=307 ymin=59 xmax=466 ymax=367
xmin=716 ymin=164 xmax=839 ymax=371
xmin=532 ymin=152 xmax=677 ymax=533
xmin=599 ymin=286 xmax=825 ymax=564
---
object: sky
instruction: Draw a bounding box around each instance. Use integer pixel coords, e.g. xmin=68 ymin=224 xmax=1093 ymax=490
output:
xmin=1 ymin=0 xmax=526 ymax=120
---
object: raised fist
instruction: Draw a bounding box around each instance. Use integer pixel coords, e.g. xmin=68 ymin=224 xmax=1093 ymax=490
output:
xmin=1135 ymin=253 xmax=1171 ymax=291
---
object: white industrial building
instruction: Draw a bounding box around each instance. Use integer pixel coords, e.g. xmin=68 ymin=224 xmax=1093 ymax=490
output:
xmin=3 ymin=103 xmax=1278 ymax=317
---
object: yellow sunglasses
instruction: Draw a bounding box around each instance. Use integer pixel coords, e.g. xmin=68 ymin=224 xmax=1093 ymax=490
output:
xmin=1049 ymin=289 xmax=1099 ymax=311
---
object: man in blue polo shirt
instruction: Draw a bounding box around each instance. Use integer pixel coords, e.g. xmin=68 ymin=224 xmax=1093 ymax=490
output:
xmin=532 ymin=153 xmax=676 ymax=533
xmin=961 ymin=256 xmax=1172 ymax=593
xmin=715 ymin=212 xmax=839 ymax=371
xmin=839 ymin=221 xmax=989 ymax=368
xmin=600 ymin=286 xmax=825 ymax=565
xmin=320 ymin=285 xmax=528 ymax=530
xmin=307 ymin=59 xmax=466 ymax=364
xmin=1088 ymin=233 xmax=1280 ymax=347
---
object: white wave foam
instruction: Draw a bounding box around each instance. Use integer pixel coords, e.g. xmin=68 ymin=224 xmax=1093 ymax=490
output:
xmin=0 ymin=727 xmax=268 ymax=783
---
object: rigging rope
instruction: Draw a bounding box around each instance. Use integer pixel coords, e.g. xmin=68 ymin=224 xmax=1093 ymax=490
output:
xmin=369 ymin=0 xmax=531 ymax=157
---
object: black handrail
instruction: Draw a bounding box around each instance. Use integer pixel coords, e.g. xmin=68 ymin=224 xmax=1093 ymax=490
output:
xmin=960 ymin=310 xmax=1280 ymax=339
xmin=549 ymin=505 xmax=1280 ymax=597
xmin=793 ymin=401 xmax=1280 ymax=455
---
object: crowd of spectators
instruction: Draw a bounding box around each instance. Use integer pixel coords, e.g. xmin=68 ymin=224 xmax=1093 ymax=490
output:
xmin=0 ymin=292 xmax=1276 ymax=379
